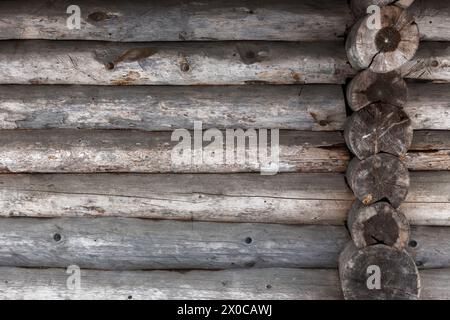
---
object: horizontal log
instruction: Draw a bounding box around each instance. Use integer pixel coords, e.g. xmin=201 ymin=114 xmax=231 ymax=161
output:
xmin=0 ymin=129 xmax=448 ymax=173
xmin=0 ymin=172 xmax=449 ymax=226
xmin=0 ymin=41 xmax=355 ymax=85
xmin=408 ymin=0 xmax=450 ymax=41
xmin=1 ymin=83 xmax=449 ymax=130
xmin=401 ymin=42 xmax=450 ymax=83
xmin=0 ymin=85 xmax=346 ymax=131
xmin=0 ymin=218 xmax=447 ymax=270
xmin=0 ymin=129 xmax=349 ymax=173
xmin=0 ymin=0 xmax=353 ymax=42
xmin=0 ymin=267 xmax=448 ymax=300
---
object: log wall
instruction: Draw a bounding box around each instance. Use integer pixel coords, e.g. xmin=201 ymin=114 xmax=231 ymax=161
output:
xmin=0 ymin=0 xmax=449 ymax=299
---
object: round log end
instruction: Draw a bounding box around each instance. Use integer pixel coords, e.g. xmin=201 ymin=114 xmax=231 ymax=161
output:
xmin=346 ymin=70 xmax=408 ymax=111
xmin=346 ymin=6 xmax=419 ymax=73
xmin=339 ymin=243 xmax=420 ymax=300
xmin=347 ymin=200 xmax=410 ymax=249
xmin=346 ymin=153 xmax=410 ymax=208
xmin=344 ymin=102 xmax=413 ymax=159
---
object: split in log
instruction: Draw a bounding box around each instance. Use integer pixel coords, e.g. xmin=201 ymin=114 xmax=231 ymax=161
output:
xmin=1 ymin=266 xmax=449 ymax=300
xmin=0 ymin=41 xmax=355 ymax=85
xmin=344 ymin=103 xmax=413 ymax=159
xmin=339 ymin=243 xmax=420 ymax=299
xmin=0 ymin=172 xmax=449 ymax=226
xmin=346 ymin=153 xmax=410 ymax=207
xmin=346 ymin=70 xmax=408 ymax=111
xmin=0 ymin=129 xmax=348 ymax=174
xmin=0 ymin=217 xmax=447 ymax=270
xmin=0 ymin=0 xmax=353 ymax=42
xmin=0 ymin=85 xmax=346 ymax=131
xmin=400 ymin=42 xmax=450 ymax=83
xmin=347 ymin=200 xmax=410 ymax=249
xmin=346 ymin=5 xmax=419 ymax=73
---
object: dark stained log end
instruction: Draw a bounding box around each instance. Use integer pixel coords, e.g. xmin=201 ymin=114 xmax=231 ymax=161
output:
xmin=346 ymin=5 xmax=419 ymax=73
xmin=344 ymin=103 xmax=413 ymax=159
xmin=339 ymin=243 xmax=420 ymax=300
xmin=346 ymin=153 xmax=410 ymax=208
xmin=347 ymin=200 xmax=410 ymax=249
xmin=346 ymin=70 xmax=408 ymax=111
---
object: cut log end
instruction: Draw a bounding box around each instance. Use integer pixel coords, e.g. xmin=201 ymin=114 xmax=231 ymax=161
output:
xmin=339 ymin=243 xmax=420 ymax=300
xmin=346 ymin=6 xmax=419 ymax=73
xmin=344 ymin=103 xmax=413 ymax=159
xmin=346 ymin=69 xmax=408 ymax=111
xmin=346 ymin=153 xmax=410 ymax=208
xmin=347 ymin=200 xmax=410 ymax=249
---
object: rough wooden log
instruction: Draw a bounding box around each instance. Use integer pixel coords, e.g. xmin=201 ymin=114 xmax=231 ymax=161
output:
xmin=346 ymin=6 xmax=419 ymax=73
xmin=346 ymin=70 xmax=408 ymax=111
xmin=344 ymin=103 xmax=413 ymax=159
xmin=0 ymin=84 xmax=346 ymax=131
xmin=0 ymin=266 xmax=449 ymax=300
xmin=404 ymin=84 xmax=450 ymax=129
xmin=408 ymin=0 xmax=450 ymax=41
xmin=346 ymin=154 xmax=410 ymax=207
xmin=0 ymin=217 xmax=447 ymax=270
xmin=0 ymin=267 xmax=344 ymax=300
xmin=339 ymin=243 xmax=420 ymax=300
xmin=0 ymin=0 xmax=353 ymax=42
xmin=0 ymin=172 xmax=353 ymax=224
xmin=0 ymin=129 xmax=348 ymax=174
xmin=1 ymin=83 xmax=449 ymax=130
xmin=0 ymin=218 xmax=350 ymax=270
xmin=347 ymin=200 xmax=410 ymax=249
xmin=0 ymin=172 xmax=448 ymax=225
xmin=0 ymin=41 xmax=355 ymax=85
xmin=401 ymin=42 xmax=450 ymax=83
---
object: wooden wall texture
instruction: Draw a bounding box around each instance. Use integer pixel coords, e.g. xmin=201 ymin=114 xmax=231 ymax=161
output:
xmin=0 ymin=0 xmax=449 ymax=299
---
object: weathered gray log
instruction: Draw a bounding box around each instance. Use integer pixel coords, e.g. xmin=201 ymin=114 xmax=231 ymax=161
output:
xmin=404 ymin=84 xmax=450 ymax=129
xmin=408 ymin=0 xmax=450 ymax=41
xmin=339 ymin=243 xmax=420 ymax=300
xmin=0 ymin=0 xmax=353 ymax=42
xmin=346 ymin=6 xmax=419 ymax=73
xmin=1 ymin=84 xmax=449 ymax=130
xmin=0 ymin=267 xmax=344 ymax=300
xmin=344 ymin=103 xmax=413 ymax=159
xmin=0 ymin=41 xmax=355 ymax=85
xmin=347 ymin=201 xmax=410 ymax=249
xmin=346 ymin=154 xmax=410 ymax=207
xmin=0 ymin=129 xmax=348 ymax=174
xmin=0 ymin=85 xmax=346 ymax=131
xmin=0 ymin=217 xmax=447 ymax=270
xmin=0 ymin=172 xmax=449 ymax=225
xmin=401 ymin=42 xmax=450 ymax=83
xmin=0 ymin=129 xmax=448 ymax=173
xmin=0 ymin=266 xmax=449 ymax=300
xmin=346 ymin=70 xmax=408 ymax=111
xmin=0 ymin=218 xmax=349 ymax=269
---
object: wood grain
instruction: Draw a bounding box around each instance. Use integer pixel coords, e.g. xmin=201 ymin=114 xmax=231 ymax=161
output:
xmin=0 ymin=0 xmax=353 ymax=42
xmin=0 ymin=266 xmax=448 ymax=300
xmin=0 ymin=41 xmax=355 ymax=85
xmin=0 ymin=172 xmax=449 ymax=226
xmin=0 ymin=217 xmax=447 ymax=270
xmin=0 ymin=85 xmax=346 ymax=131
